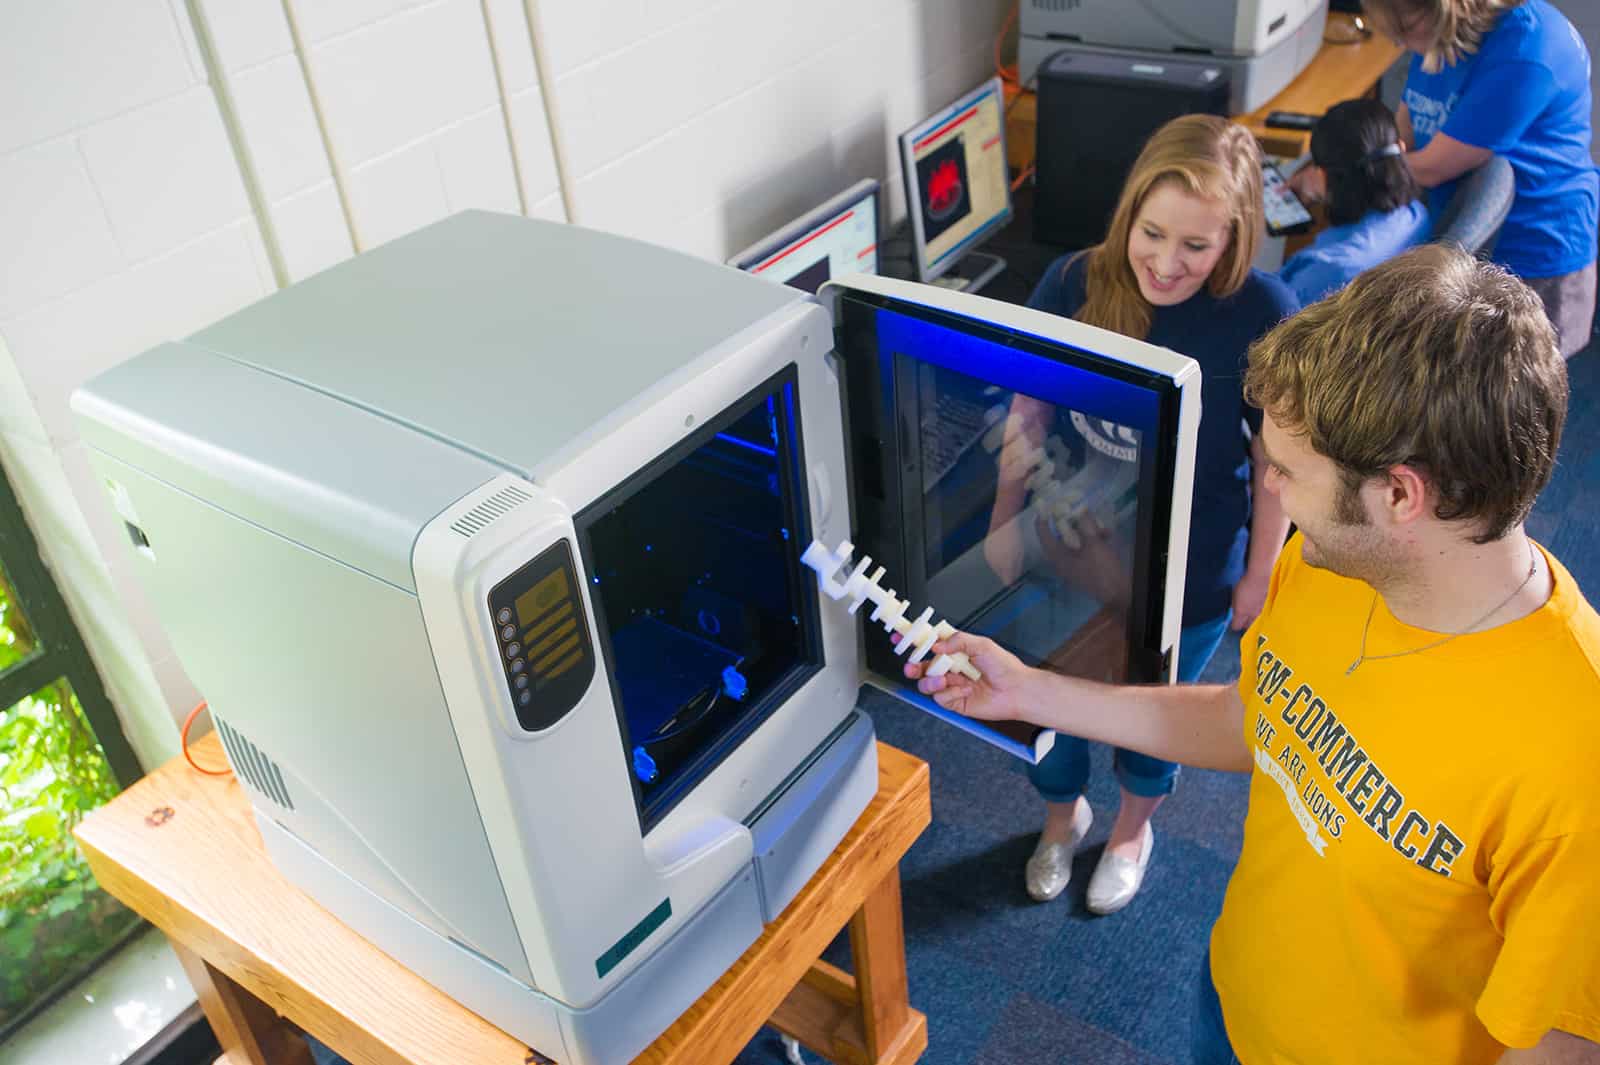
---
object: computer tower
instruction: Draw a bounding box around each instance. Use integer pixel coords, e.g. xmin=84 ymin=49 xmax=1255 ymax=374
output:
xmin=1033 ymin=47 xmax=1232 ymax=250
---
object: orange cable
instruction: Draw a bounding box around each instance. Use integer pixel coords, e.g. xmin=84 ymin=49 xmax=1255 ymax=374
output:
xmin=181 ymin=700 xmax=233 ymax=776
xmin=995 ymin=2 xmax=1020 ymax=85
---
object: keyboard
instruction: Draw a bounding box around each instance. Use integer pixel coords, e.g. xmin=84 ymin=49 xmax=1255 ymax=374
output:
xmin=922 ymin=393 xmax=1004 ymax=486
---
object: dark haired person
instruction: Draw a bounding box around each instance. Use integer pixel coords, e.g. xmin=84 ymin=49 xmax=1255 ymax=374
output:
xmin=908 ymin=245 xmax=1600 ymax=1064
xmin=1279 ymin=99 xmax=1431 ymax=305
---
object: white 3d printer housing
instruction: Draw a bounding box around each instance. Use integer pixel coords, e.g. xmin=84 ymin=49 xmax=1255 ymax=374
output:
xmin=72 ymin=213 xmax=879 ymax=1064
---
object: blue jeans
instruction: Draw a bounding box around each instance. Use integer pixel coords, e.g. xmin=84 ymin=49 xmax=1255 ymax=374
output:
xmin=1027 ymin=611 xmax=1233 ymax=801
xmin=1191 ymin=948 xmax=1241 ymax=1065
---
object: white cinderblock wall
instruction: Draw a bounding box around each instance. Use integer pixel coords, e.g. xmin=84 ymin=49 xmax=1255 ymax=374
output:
xmin=1 ymin=0 xmax=1010 ymax=765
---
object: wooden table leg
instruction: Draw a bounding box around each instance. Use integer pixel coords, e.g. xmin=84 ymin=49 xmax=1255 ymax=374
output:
xmin=769 ymin=865 xmax=927 ymax=1065
xmin=171 ymin=941 xmax=313 ymax=1065
xmin=847 ymin=866 xmax=924 ymax=1065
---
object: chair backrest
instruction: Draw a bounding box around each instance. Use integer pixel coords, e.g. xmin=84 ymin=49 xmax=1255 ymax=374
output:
xmin=1430 ymin=155 xmax=1515 ymax=256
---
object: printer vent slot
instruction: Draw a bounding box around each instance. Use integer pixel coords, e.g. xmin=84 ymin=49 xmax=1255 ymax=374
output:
xmin=451 ymin=484 xmax=534 ymax=538
xmin=1032 ymin=0 xmax=1082 ymax=11
xmin=215 ymin=717 xmax=295 ymax=811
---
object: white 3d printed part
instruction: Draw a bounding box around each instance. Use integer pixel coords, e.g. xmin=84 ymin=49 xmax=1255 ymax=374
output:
xmin=801 ymin=540 xmax=982 ymax=681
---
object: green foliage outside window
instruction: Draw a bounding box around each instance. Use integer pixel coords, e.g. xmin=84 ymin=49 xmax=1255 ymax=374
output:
xmin=0 ymin=570 xmax=141 ymax=1033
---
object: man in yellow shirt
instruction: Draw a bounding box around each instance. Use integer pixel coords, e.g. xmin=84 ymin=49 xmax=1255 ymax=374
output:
xmin=906 ymin=244 xmax=1600 ymax=1064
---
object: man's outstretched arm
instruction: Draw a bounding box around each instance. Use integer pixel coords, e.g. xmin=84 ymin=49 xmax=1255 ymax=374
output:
xmin=907 ymin=631 xmax=1254 ymax=773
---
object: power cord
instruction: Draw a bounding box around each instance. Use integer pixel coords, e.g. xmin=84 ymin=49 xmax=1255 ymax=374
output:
xmin=181 ymin=700 xmax=233 ymax=776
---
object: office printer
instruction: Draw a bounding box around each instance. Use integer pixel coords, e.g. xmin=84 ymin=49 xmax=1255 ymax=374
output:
xmin=1018 ymin=0 xmax=1329 ymax=113
xmin=72 ymin=212 xmax=1200 ymax=1064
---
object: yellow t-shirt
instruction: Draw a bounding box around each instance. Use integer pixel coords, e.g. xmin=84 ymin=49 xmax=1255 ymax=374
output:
xmin=1211 ymin=535 xmax=1600 ymax=1063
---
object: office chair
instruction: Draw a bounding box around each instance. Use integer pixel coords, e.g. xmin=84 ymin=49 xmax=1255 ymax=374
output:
xmin=1430 ymin=155 xmax=1515 ymax=257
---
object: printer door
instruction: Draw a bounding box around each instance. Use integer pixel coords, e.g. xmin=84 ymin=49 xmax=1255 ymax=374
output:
xmin=821 ymin=275 xmax=1200 ymax=696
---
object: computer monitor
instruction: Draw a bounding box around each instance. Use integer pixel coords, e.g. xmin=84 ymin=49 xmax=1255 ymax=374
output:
xmin=728 ymin=179 xmax=880 ymax=293
xmin=898 ymin=77 xmax=1012 ymax=291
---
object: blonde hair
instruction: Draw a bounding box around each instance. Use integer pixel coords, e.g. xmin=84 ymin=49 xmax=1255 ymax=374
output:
xmin=1361 ymin=0 xmax=1525 ymax=71
xmin=1244 ymin=244 xmax=1566 ymax=542
xmin=1074 ymin=115 xmax=1263 ymax=340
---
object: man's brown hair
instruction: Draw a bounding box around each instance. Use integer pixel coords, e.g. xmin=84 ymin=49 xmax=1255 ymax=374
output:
xmin=1244 ymin=244 xmax=1567 ymax=543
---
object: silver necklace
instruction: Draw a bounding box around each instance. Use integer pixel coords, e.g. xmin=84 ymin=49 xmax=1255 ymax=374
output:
xmin=1345 ymin=545 xmax=1539 ymax=676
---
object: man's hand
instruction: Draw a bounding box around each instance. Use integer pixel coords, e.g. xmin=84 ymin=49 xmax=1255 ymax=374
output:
xmin=1230 ymin=566 xmax=1272 ymax=631
xmin=903 ymin=631 xmax=1036 ymax=722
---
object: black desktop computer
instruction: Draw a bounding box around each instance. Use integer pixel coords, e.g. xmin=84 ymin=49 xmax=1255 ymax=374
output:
xmin=1033 ymin=48 xmax=1232 ymax=249
xmin=898 ymin=77 xmax=1013 ymax=293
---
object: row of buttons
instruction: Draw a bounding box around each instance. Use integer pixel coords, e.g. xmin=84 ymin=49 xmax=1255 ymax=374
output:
xmin=495 ymin=606 xmax=534 ymax=707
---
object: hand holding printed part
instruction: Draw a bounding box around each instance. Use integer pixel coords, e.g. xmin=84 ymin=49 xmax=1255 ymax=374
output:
xmin=902 ymin=630 xmax=1033 ymax=722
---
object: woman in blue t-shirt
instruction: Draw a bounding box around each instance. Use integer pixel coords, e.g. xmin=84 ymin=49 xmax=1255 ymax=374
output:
xmin=1002 ymin=115 xmax=1297 ymax=914
xmin=1279 ymin=99 xmax=1433 ymax=305
xmin=1308 ymin=0 xmax=1596 ymax=356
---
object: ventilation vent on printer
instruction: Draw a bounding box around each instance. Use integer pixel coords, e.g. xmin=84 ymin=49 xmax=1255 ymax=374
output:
xmin=450 ymin=484 xmax=533 ymax=538
xmin=1031 ymin=0 xmax=1082 ymax=11
xmin=215 ymin=717 xmax=296 ymax=811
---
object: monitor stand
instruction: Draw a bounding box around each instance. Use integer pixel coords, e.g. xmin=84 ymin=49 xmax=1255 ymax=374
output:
xmin=927 ymin=251 xmax=1006 ymax=294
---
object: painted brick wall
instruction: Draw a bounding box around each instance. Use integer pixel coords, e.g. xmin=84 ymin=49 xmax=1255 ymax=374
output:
xmin=1 ymin=0 xmax=1011 ymax=757
xmin=541 ymin=0 xmax=1012 ymax=258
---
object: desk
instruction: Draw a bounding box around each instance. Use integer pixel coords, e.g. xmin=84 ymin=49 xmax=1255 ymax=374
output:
xmin=1004 ymin=13 xmax=1404 ymax=165
xmin=75 ymin=732 xmax=932 ymax=1065
xmin=1234 ymin=16 xmax=1405 ymax=157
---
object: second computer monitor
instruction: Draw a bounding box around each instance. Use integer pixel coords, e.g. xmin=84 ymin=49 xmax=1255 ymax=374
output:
xmin=899 ymin=77 xmax=1012 ymax=290
xmin=727 ymin=180 xmax=880 ymax=294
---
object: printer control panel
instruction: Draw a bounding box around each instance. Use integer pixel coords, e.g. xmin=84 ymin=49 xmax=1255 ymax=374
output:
xmin=487 ymin=540 xmax=595 ymax=732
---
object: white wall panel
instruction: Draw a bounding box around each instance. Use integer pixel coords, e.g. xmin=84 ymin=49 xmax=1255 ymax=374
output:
xmin=347 ymin=141 xmax=451 ymax=247
xmin=273 ymin=181 xmax=356 ymax=281
xmin=230 ymin=54 xmax=334 ymax=199
xmin=0 ymin=0 xmax=197 ymax=154
xmin=310 ymin=0 xmax=500 ymax=166
xmin=551 ymin=0 xmax=1013 ymax=257
xmin=4 ymin=220 xmax=270 ymax=446
xmin=436 ymin=109 xmax=522 ymax=213
xmin=78 ymin=89 xmax=252 ymax=262
xmin=0 ymin=141 xmax=125 ymax=319
xmin=196 ymin=0 xmax=296 ymax=71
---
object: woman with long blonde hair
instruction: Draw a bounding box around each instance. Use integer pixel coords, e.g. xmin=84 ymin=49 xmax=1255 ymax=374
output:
xmin=990 ymin=115 xmax=1296 ymax=913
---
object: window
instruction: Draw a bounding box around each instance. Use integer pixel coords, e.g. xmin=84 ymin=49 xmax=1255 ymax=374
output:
xmin=0 ymin=462 xmax=144 ymax=1040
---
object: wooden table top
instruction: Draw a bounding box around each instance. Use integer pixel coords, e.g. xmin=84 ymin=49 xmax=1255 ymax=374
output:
xmin=76 ymin=731 xmax=932 ymax=1065
xmin=1233 ymin=14 xmax=1405 ymax=157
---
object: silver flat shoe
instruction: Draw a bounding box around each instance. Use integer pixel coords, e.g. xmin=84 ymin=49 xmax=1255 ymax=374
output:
xmin=1086 ymin=823 xmax=1153 ymax=915
xmin=1024 ymin=801 xmax=1093 ymax=902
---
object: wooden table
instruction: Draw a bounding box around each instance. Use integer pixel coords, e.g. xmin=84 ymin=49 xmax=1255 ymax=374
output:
xmin=1004 ymin=13 xmax=1405 ymax=167
xmin=76 ymin=732 xmax=932 ymax=1065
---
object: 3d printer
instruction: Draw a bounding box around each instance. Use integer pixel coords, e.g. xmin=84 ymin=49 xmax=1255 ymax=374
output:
xmin=72 ymin=212 xmax=1199 ymax=1063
